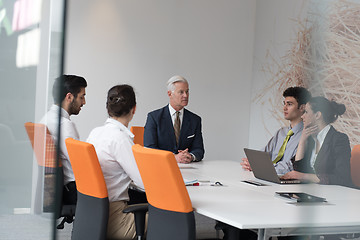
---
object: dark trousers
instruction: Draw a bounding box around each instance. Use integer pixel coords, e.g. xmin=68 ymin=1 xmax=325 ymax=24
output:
xmin=63 ymin=182 xmax=146 ymax=205
xmin=216 ymin=221 xmax=257 ymax=240
xmin=127 ymin=187 xmax=148 ymax=205
xmin=63 ymin=181 xmax=77 ymax=205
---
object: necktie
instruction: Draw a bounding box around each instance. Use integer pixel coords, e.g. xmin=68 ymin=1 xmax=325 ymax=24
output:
xmin=174 ymin=111 xmax=180 ymax=145
xmin=272 ymin=129 xmax=294 ymax=164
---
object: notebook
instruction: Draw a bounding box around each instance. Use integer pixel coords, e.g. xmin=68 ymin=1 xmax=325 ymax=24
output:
xmin=243 ymin=148 xmax=301 ymax=184
xmin=275 ymin=192 xmax=326 ymax=202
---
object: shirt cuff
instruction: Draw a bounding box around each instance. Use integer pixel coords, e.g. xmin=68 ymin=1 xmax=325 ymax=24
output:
xmin=190 ymin=153 xmax=196 ymax=162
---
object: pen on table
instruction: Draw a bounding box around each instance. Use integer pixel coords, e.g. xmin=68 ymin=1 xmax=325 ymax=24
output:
xmin=189 ymin=181 xmax=223 ymax=186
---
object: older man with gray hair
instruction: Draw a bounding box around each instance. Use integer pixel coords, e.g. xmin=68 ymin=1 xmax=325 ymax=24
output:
xmin=144 ymin=75 xmax=205 ymax=163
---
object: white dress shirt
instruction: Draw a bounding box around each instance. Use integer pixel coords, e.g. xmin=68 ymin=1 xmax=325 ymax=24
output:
xmin=168 ymin=104 xmax=197 ymax=161
xmin=309 ymin=124 xmax=331 ymax=169
xmin=40 ymin=104 xmax=79 ymax=184
xmin=87 ymin=118 xmax=144 ymax=202
xmin=168 ymin=104 xmax=184 ymax=128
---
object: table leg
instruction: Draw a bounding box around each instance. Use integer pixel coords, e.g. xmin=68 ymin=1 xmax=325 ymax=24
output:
xmin=258 ymin=229 xmax=265 ymax=240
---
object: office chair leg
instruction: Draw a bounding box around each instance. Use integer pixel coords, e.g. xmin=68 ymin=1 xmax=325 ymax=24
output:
xmin=134 ymin=210 xmax=146 ymax=240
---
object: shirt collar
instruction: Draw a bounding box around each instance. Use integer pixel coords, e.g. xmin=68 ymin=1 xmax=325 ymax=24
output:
xmin=168 ymin=104 xmax=184 ymax=116
xmin=316 ymin=124 xmax=331 ymax=144
xmin=51 ymin=104 xmax=70 ymax=120
xmin=105 ymin=118 xmax=134 ymax=138
xmin=289 ymin=120 xmax=303 ymax=134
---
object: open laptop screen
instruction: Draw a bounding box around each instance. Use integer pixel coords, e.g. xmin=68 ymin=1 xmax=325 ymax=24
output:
xmin=244 ymin=148 xmax=301 ymax=184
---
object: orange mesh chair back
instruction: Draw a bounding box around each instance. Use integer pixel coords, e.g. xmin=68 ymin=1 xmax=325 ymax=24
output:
xmin=130 ymin=126 xmax=145 ymax=146
xmin=132 ymin=144 xmax=195 ymax=240
xmin=24 ymin=122 xmax=62 ymax=215
xmin=24 ymin=122 xmax=59 ymax=171
xmin=65 ymin=138 xmax=109 ymax=240
xmin=351 ymin=145 xmax=360 ymax=188
xmin=25 ymin=122 xmax=76 ymax=225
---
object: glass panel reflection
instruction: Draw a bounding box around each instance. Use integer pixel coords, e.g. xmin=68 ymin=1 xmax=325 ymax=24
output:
xmin=0 ymin=0 xmax=65 ymax=239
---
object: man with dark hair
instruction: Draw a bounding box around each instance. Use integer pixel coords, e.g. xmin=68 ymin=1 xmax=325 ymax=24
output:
xmin=241 ymin=86 xmax=311 ymax=174
xmin=41 ymin=75 xmax=87 ymax=204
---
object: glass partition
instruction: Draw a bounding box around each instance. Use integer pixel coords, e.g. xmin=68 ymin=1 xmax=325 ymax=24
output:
xmin=0 ymin=0 xmax=65 ymax=239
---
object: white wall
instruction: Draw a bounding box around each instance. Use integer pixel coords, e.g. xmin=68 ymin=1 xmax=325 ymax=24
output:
xmin=249 ymin=0 xmax=309 ymax=149
xmin=65 ymin=0 xmax=256 ymax=161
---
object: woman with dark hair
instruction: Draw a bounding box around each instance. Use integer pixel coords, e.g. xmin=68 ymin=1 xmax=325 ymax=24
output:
xmin=282 ymin=96 xmax=353 ymax=187
xmin=87 ymin=85 xmax=144 ymax=239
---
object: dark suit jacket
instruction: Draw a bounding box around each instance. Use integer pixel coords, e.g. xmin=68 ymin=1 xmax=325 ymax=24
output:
xmin=144 ymin=105 xmax=204 ymax=161
xmin=294 ymin=126 xmax=353 ymax=187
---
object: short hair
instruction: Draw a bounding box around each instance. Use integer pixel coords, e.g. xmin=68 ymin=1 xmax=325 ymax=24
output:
xmin=167 ymin=75 xmax=188 ymax=92
xmin=52 ymin=75 xmax=87 ymax=104
xmin=283 ymin=86 xmax=311 ymax=107
xmin=308 ymin=96 xmax=346 ymax=124
xmin=106 ymin=84 xmax=136 ymax=118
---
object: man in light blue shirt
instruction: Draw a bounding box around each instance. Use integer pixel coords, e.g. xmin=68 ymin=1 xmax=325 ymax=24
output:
xmin=241 ymin=87 xmax=311 ymax=175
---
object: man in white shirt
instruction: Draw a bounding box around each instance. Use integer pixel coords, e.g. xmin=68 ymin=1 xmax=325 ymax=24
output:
xmin=41 ymin=75 xmax=87 ymax=204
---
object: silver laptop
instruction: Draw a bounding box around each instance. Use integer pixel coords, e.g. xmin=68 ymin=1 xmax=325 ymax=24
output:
xmin=244 ymin=148 xmax=301 ymax=184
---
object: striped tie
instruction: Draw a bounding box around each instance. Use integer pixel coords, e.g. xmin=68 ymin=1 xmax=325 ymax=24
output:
xmin=272 ymin=129 xmax=294 ymax=164
xmin=174 ymin=111 xmax=180 ymax=145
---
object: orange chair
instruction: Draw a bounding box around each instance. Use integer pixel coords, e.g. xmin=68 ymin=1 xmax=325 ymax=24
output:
xmin=24 ymin=122 xmax=75 ymax=228
xmin=350 ymin=144 xmax=360 ymax=188
xmin=66 ymin=138 xmax=148 ymax=240
xmin=24 ymin=122 xmax=58 ymax=172
xmin=132 ymin=144 xmax=195 ymax=240
xmin=130 ymin=126 xmax=144 ymax=146
xmin=65 ymin=138 xmax=109 ymax=240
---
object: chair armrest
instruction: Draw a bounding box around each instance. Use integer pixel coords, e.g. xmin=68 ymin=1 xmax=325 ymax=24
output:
xmin=123 ymin=203 xmax=148 ymax=213
xmin=123 ymin=203 xmax=148 ymax=239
